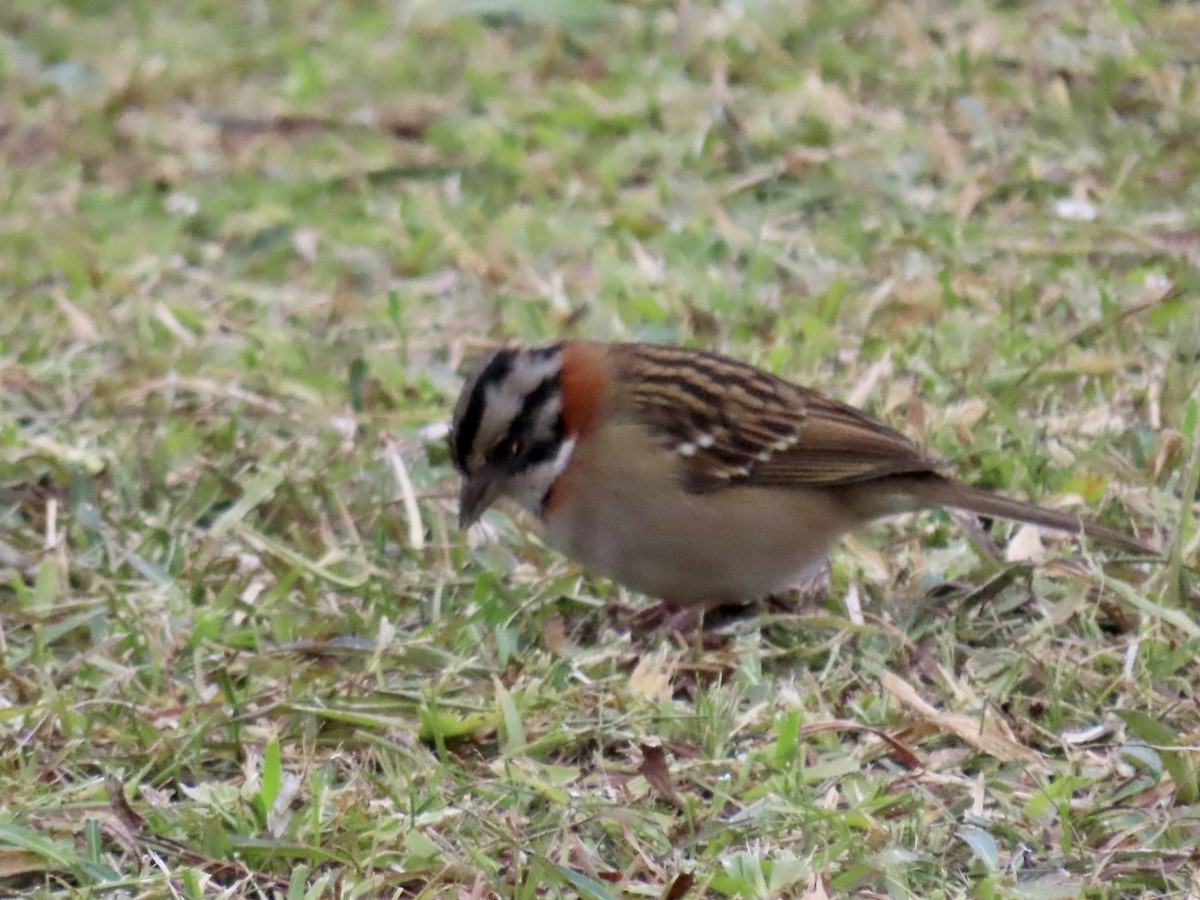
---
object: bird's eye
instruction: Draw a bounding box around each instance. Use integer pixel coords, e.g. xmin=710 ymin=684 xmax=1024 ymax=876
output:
xmin=490 ymin=436 xmax=522 ymax=464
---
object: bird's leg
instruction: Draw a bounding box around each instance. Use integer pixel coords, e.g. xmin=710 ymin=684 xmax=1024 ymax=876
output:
xmin=614 ymin=600 xmax=701 ymax=632
xmin=618 ymin=597 xmax=741 ymax=635
xmin=765 ymin=556 xmax=834 ymax=615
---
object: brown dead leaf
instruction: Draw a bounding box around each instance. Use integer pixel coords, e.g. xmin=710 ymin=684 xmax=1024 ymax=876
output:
xmin=106 ymin=774 xmax=149 ymax=833
xmin=638 ymin=742 xmax=681 ymax=807
xmin=540 ymin=616 xmax=571 ymax=656
xmin=0 ymin=849 xmax=50 ymax=878
xmin=663 ymin=872 xmax=697 ymax=900
xmin=880 ymin=671 xmax=1042 ymax=765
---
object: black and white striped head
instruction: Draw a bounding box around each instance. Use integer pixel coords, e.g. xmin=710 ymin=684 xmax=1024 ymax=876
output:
xmin=449 ymin=343 xmax=574 ymax=528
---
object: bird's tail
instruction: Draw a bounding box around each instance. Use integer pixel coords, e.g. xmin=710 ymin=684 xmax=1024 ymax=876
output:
xmin=875 ymin=474 xmax=1152 ymax=556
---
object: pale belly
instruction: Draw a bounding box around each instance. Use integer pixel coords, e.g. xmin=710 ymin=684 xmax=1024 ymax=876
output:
xmin=541 ymin=477 xmax=852 ymax=606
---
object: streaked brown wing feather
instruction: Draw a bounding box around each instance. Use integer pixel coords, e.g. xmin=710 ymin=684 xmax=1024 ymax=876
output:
xmin=749 ymin=392 xmax=938 ymax=486
xmin=612 ymin=342 xmax=937 ymax=493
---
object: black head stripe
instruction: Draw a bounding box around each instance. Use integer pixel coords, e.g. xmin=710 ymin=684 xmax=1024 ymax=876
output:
xmin=451 ymin=348 xmax=515 ymax=471
xmin=503 ymin=374 xmax=561 ymax=447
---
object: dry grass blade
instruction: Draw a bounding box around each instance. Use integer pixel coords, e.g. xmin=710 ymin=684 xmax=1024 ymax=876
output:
xmin=385 ymin=433 xmax=427 ymax=550
xmin=796 ymin=719 xmax=926 ymax=769
xmin=880 ymin=672 xmax=1042 ymax=766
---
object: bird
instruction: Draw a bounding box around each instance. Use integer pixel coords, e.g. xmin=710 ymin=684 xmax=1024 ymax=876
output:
xmin=448 ymin=340 xmax=1149 ymax=611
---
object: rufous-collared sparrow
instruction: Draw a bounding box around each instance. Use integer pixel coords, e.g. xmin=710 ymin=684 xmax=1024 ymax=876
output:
xmin=449 ymin=340 xmax=1149 ymax=609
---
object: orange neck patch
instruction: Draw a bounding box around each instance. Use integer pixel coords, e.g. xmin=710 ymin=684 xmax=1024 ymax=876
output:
xmin=559 ymin=341 xmax=607 ymax=439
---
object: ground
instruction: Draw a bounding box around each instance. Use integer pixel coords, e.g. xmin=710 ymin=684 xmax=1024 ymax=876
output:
xmin=1 ymin=0 xmax=1199 ymax=897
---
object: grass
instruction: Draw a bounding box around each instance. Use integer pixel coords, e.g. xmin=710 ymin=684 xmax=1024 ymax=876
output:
xmin=2 ymin=0 xmax=1199 ymax=896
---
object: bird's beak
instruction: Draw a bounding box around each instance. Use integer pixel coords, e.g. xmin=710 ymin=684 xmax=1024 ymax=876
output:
xmin=458 ymin=472 xmax=503 ymax=529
